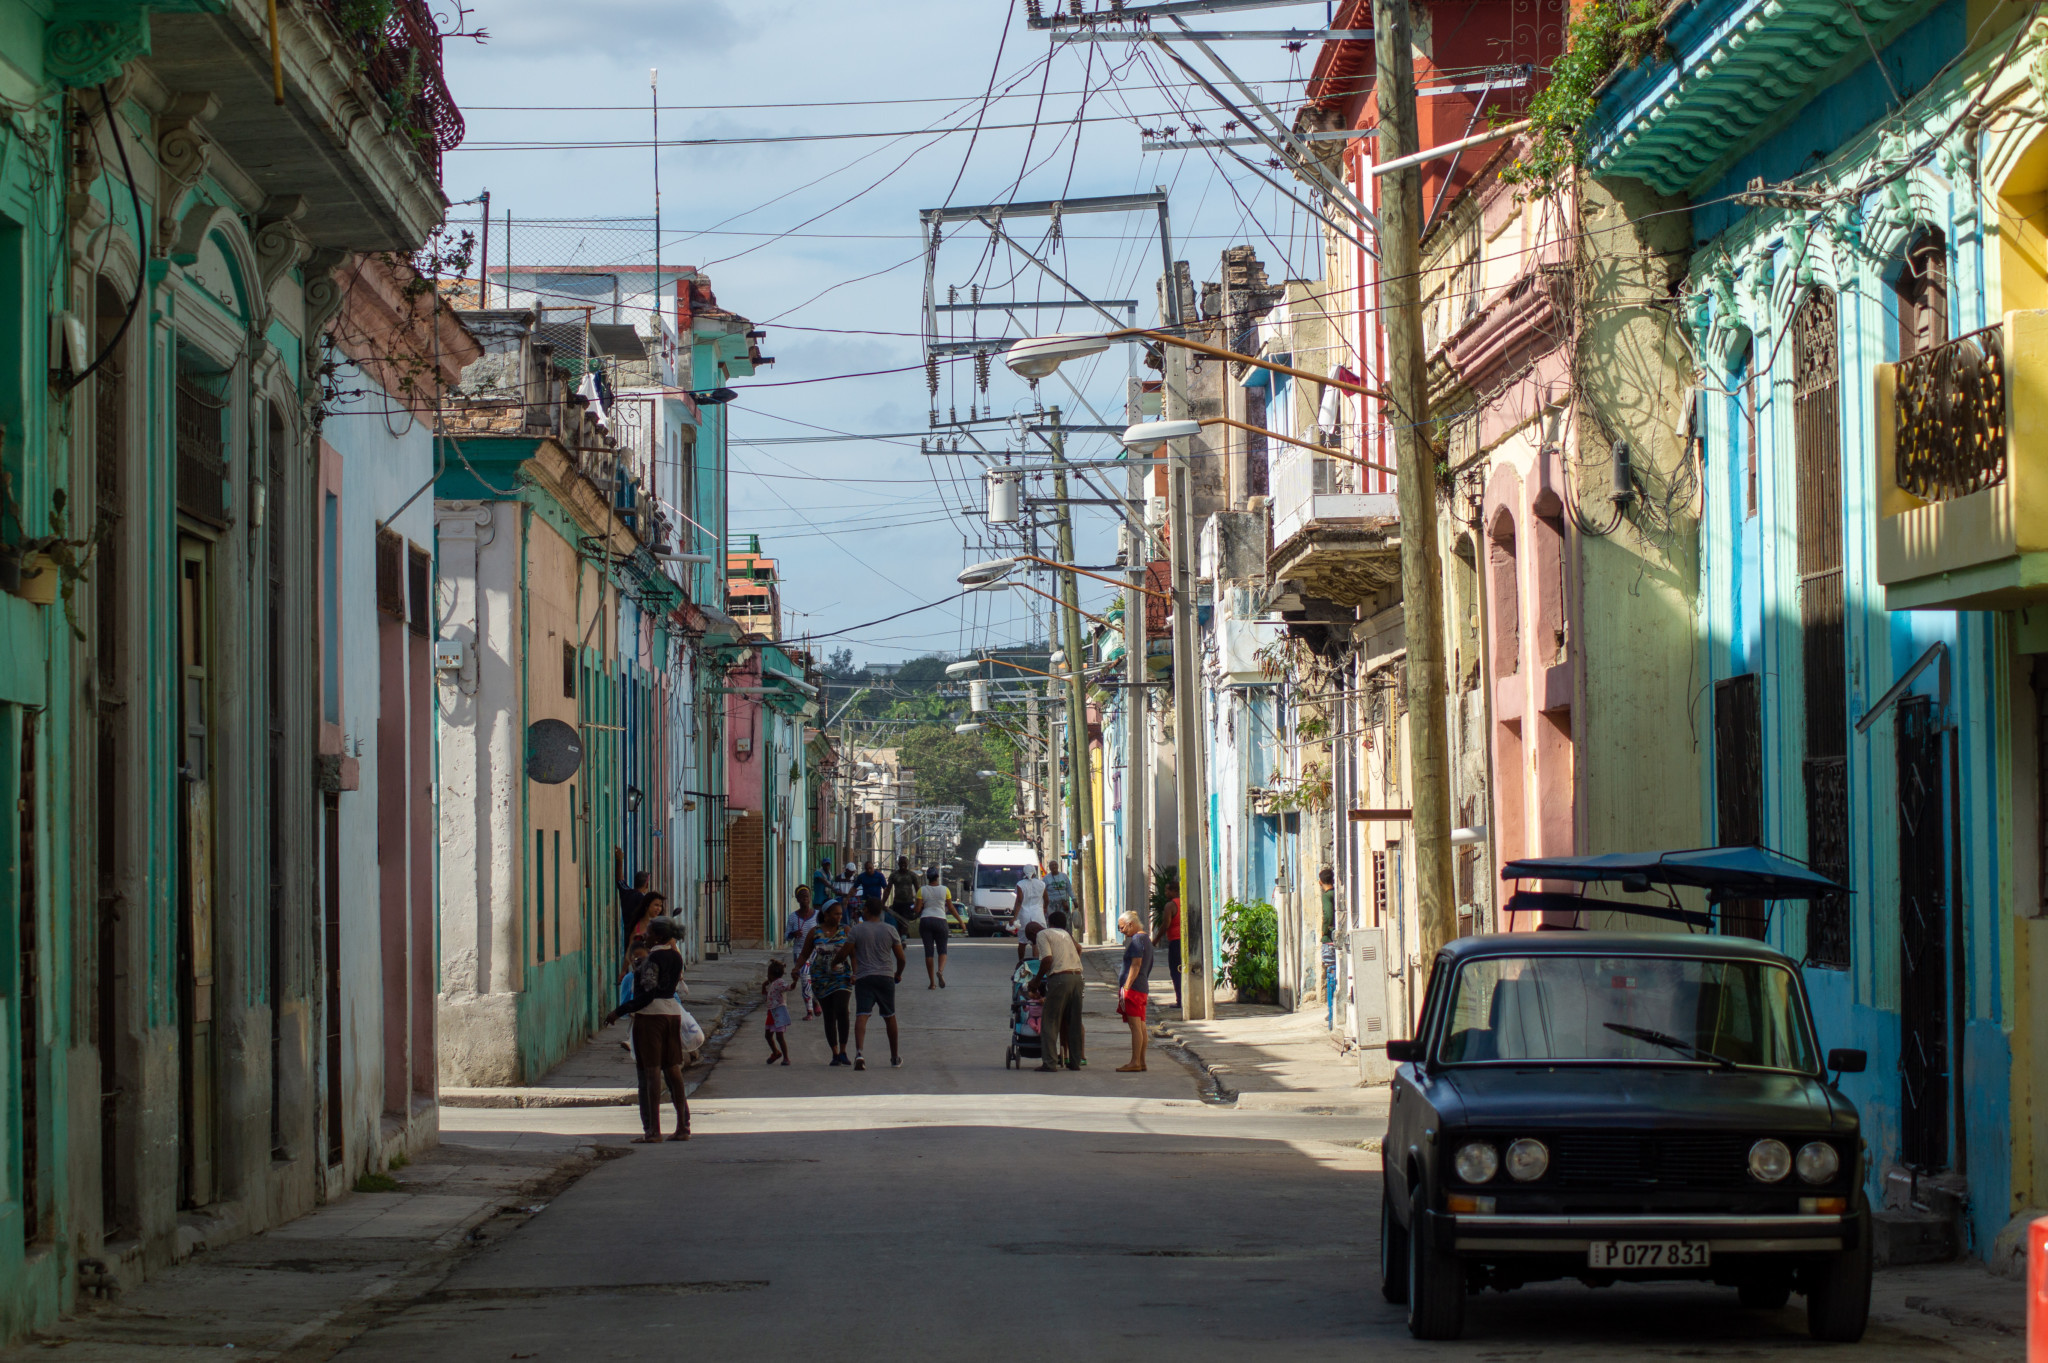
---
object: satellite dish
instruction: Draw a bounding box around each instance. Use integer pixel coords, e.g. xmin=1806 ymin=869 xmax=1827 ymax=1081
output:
xmin=526 ymin=718 xmax=583 ymax=784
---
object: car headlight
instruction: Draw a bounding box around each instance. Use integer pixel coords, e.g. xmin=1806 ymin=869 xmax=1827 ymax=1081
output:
xmin=1796 ymin=1141 xmax=1841 ymax=1184
xmin=1748 ymin=1138 xmax=1792 ymax=1182
xmin=1453 ymin=1141 xmax=1499 ymax=1183
xmin=1505 ymin=1137 xmax=1549 ymax=1182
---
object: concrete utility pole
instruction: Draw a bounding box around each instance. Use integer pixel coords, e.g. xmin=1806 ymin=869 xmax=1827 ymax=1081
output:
xmin=1047 ymin=411 xmax=1105 ymax=942
xmin=1124 ymin=378 xmax=1150 ymax=953
xmin=1161 ymin=260 xmax=1213 ymax=1020
xmin=1372 ymin=0 xmax=1457 ymax=960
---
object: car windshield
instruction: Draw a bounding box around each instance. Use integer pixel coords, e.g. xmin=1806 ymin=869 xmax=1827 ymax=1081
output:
xmin=976 ymin=865 xmax=1030 ymax=891
xmin=1437 ymin=954 xmax=1818 ymax=1072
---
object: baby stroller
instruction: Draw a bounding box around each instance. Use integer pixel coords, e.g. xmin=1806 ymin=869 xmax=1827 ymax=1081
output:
xmin=1005 ymin=958 xmax=1045 ymax=1069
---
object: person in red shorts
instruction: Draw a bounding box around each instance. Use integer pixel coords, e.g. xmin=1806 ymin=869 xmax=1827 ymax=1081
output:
xmin=1116 ymin=909 xmax=1153 ymax=1072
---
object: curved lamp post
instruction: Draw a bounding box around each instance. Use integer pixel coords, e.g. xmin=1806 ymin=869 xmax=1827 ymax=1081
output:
xmin=1005 ymin=328 xmax=1380 ymax=396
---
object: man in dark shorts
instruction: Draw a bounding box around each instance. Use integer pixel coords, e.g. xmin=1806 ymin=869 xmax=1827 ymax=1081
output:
xmin=886 ymin=856 xmax=921 ymax=933
xmin=915 ymin=867 xmax=961 ymax=988
xmin=834 ymin=900 xmax=905 ymax=1070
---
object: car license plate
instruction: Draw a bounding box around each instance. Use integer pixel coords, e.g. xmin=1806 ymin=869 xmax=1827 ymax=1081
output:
xmin=1586 ymin=1240 xmax=1710 ymax=1269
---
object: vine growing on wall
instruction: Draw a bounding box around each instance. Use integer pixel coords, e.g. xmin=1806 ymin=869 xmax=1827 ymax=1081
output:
xmin=1499 ymin=0 xmax=1664 ymax=197
xmin=316 ymin=223 xmax=476 ymax=423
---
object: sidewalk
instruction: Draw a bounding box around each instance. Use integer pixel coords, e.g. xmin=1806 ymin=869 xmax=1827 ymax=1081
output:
xmin=440 ymin=948 xmax=775 ymax=1108
xmin=0 ymin=953 xmax=777 ymax=1361
xmin=1081 ymin=945 xmax=1382 ymax=1115
xmin=0 ymin=1141 xmax=612 ymax=1363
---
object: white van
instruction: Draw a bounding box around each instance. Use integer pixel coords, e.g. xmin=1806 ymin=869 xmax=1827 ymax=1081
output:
xmin=969 ymin=841 xmax=1040 ymax=936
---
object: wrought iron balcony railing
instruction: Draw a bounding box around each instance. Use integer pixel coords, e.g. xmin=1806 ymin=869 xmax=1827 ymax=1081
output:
xmin=1895 ymin=322 xmax=2005 ymax=503
xmin=317 ymin=0 xmax=466 ymax=180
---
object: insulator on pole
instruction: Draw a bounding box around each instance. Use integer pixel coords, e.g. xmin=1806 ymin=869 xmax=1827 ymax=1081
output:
xmin=970 ymin=680 xmax=988 ymax=713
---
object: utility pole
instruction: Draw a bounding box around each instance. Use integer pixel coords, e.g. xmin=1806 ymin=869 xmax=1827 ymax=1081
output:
xmin=1047 ymin=411 xmax=1104 ymax=942
xmin=1372 ymin=0 xmax=1456 ymax=960
xmin=1161 ymin=257 xmax=1213 ymax=1020
xmin=1124 ymin=377 xmax=1150 ymax=953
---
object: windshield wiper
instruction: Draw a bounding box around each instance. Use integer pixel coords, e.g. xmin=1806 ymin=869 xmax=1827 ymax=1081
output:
xmin=1603 ymin=1022 xmax=1740 ymax=1071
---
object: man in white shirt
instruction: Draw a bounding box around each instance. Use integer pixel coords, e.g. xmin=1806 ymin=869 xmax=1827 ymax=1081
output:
xmin=1013 ymin=865 xmax=1048 ymax=963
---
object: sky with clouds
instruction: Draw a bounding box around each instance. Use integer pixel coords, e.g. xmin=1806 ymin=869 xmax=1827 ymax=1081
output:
xmin=440 ymin=0 xmax=1330 ymax=664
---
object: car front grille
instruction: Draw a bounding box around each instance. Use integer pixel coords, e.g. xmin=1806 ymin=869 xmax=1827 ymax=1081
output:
xmin=1551 ymin=1132 xmax=1757 ymax=1190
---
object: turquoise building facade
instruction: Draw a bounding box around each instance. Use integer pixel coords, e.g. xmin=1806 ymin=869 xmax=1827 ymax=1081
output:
xmin=1591 ymin=0 xmax=2039 ymax=1255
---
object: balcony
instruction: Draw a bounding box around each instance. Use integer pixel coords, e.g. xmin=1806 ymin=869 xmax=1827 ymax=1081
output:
xmin=134 ymin=0 xmax=459 ymax=249
xmin=1584 ymin=0 xmax=1948 ymax=194
xmin=1876 ymin=314 xmax=2048 ymax=610
xmin=1266 ymin=440 xmax=1398 ymax=609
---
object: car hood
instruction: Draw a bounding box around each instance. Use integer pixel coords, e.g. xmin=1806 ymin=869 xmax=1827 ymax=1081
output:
xmin=1432 ymin=1064 xmax=1855 ymax=1135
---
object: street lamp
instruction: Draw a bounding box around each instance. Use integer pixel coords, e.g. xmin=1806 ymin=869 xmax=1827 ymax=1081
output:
xmin=969 ymin=578 xmax=1115 ymax=631
xmin=1006 ymin=329 xmax=1230 ymax=1017
xmin=1003 ymin=333 xmax=1114 ymax=379
xmin=1005 ymin=329 xmax=1379 ymax=396
xmin=953 ymin=722 xmax=983 ymax=734
xmin=1123 ymin=417 xmax=1395 ymax=478
xmin=957 ymin=554 xmax=1167 ymax=601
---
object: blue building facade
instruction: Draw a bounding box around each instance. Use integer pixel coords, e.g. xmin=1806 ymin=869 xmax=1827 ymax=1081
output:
xmin=1590 ymin=0 xmax=2045 ymax=1255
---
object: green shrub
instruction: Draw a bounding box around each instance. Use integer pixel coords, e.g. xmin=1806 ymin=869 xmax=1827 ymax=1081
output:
xmin=1499 ymin=0 xmax=1663 ymax=197
xmin=1219 ymin=899 xmax=1279 ymax=1003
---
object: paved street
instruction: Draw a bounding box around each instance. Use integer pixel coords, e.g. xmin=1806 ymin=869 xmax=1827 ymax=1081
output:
xmin=314 ymin=943 xmax=2019 ymax=1362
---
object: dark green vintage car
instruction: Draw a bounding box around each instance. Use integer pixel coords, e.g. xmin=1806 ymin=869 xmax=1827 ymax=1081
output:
xmin=1381 ymin=931 xmax=1871 ymax=1343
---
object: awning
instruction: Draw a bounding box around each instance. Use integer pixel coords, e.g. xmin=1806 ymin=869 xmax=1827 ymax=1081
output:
xmin=683 ymin=601 xmax=743 ymax=644
xmin=1500 ymin=845 xmax=1848 ymax=901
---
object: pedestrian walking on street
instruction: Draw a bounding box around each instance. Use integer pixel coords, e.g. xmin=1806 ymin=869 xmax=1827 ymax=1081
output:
xmin=763 ymin=961 xmax=793 ymax=1066
xmin=916 ymin=867 xmax=961 ymax=988
xmin=1043 ymin=865 xmax=1073 ymax=919
xmin=786 ymin=886 xmax=820 ymax=1018
xmin=853 ymin=860 xmax=888 ymax=918
xmin=835 ymin=900 xmax=905 ymax=1069
xmin=798 ymin=903 xmax=854 ymax=1066
xmin=603 ymin=918 xmax=692 ymax=1143
xmin=1013 ymin=863 xmax=1048 ymax=964
xmin=1115 ymin=910 xmax=1152 ymax=1072
xmin=1159 ymin=873 xmax=1183 ymax=1009
xmin=812 ymin=859 xmax=837 ymax=908
xmin=887 ymin=856 xmax=921 ymax=934
xmin=1034 ymin=909 xmax=1085 ymax=1072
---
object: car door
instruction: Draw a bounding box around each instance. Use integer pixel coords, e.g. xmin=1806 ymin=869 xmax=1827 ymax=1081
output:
xmin=1387 ymin=952 xmax=1449 ymax=1225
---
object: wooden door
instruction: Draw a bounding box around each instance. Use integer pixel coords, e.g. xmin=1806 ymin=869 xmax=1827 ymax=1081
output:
xmin=177 ymin=539 xmax=216 ymax=1206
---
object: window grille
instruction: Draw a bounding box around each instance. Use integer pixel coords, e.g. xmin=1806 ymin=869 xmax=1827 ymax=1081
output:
xmin=175 ymin=374 xmax=228 ymax=527
xmin=1713 ymin=674 xmax=1766 ymax=940
xmin=1792 ymin=288 xmax=1851 ymax=968
xmin=407 ymin=544 xmax=431 ymax=637
xmin=374 ymin=528 xmax=404 ymax=620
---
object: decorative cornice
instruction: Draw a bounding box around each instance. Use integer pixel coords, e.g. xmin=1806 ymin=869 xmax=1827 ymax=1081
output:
xmin=154 ymin=91 xmax=216 ymax=255
xmin=254 ymin=195 xmax=312 ymax=297
xmin=1587 ymin=0 xmax=1949 ymax=194
xmin=46 ymin=16 xmax=151 ymax=89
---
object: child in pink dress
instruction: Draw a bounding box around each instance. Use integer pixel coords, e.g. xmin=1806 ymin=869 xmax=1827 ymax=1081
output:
xmin=763 ymin=961 xmax=793 ymax=1065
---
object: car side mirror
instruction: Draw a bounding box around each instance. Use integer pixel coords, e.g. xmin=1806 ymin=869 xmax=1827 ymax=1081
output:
xmin=1386 ymin=1039 xmax=1419 ymax=1063
xmin=1827 ymin=1048 xmax=1867 ymax=1075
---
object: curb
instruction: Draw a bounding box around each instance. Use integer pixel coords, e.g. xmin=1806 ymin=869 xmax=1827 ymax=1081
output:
xmin=440 ymin=1087 xmax=634 ymax=1109
xmin=441 ymin=963 xmax=770 ymax=1110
